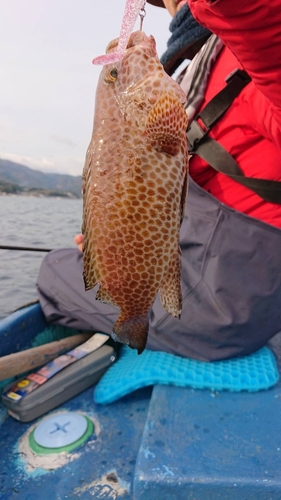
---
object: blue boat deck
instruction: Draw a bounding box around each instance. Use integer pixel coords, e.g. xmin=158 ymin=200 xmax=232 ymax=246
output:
xmin=0 ymin=304 xmax=281 ymax=499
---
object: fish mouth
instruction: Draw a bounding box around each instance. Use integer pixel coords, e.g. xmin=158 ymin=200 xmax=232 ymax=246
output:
xmin=106 ymin=31 xmax=157 ymax=58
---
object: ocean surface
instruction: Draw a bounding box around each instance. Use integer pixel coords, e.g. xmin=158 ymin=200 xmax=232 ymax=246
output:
xmin=0 ymin=195 xmax=83 ymax=320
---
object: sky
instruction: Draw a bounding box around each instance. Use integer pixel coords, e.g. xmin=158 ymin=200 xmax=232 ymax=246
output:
xmin=0 ymin=0 xmax=171 ymax=177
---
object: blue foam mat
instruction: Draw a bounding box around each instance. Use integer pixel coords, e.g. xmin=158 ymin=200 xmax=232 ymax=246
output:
xmin=94 ymin=346 xmax=279 ymax=404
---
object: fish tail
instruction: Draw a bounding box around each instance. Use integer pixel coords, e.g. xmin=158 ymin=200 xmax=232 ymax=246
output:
xmin=112 ymin=314 xmax=149 ymax=354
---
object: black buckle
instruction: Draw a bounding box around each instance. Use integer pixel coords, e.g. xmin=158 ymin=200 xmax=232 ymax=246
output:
xmin=187 ymin=68 xmax=251 ymax=154
xmin=186 ymin=119 xmax=208 ymax=153
xmin=225 ymin=68 xmax=251 ymax=85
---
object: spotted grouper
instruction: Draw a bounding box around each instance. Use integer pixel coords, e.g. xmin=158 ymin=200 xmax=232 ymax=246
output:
xmin=82 ymin=30 xmax=188 ymax=354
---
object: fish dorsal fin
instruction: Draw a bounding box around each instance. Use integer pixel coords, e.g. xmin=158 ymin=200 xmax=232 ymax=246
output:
xmin=145 ymin=91 xmax=188 ymax=155
xmin=82 ymin=232 xmax=100 ymax=291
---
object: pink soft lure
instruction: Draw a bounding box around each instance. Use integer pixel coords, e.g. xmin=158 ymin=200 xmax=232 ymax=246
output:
xmin=92 ymin=0 xmax=146 ymax=65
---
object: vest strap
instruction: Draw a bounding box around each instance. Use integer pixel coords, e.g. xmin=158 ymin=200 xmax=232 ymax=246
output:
xmin=186 ymin=69 xmax=281 ymax=204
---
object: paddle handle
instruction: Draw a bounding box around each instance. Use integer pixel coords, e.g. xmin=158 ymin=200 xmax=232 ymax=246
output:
xmin=0 ymin=332 xmax=92 ymax=381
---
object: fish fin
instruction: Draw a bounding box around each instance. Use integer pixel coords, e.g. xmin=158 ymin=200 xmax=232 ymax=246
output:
xmin=82 ymin=146 xmax=92 ymax=199
xmin=180 ymin=169 xmax=189 ymax=225
xmin=160 ymin=247 xmax=182 ymax=318
xmin=82 ymin=147 xmax=99 ymax=291
xmin=96 ymin=285 xmax=118 ymax=306
xmin=145 ymin=91 xmax=188 ymax=156
xmin=82 ymin=236 xmax=99 ymax=291
xmin=112 ymin=313 xmax=149 ymax=354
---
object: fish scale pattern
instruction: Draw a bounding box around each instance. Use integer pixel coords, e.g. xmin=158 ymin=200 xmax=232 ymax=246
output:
xmin=93 ymin=346 xmax=279 ymax=404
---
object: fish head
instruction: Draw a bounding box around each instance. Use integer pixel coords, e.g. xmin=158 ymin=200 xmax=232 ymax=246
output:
xmin=94 ymin=30 xmax=186 ymax=129
xmin=101 ymin=30 xmax=158 ymax=88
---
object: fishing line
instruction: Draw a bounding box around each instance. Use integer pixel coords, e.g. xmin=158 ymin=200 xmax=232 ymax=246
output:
xmin=139 ymin=1 xmax=146 ymax=31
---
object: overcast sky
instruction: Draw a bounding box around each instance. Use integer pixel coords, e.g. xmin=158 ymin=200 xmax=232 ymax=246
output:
xmin=0 ymin=0 xmax=171 ymax=176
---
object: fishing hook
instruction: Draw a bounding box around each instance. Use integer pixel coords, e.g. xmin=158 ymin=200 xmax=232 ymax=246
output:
xmin=139 ymin=1 xmax=146 ymax=31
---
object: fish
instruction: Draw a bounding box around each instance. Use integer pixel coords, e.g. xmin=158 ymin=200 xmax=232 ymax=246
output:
xmin=82 ymin=30 xmax=189 ymax=354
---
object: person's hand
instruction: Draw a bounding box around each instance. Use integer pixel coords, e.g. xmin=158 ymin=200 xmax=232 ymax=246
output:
xmin=74 ymin=233 xmax=84 ymax=252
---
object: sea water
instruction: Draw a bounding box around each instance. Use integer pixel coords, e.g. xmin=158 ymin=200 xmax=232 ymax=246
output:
xmin=0 ymin=195 xmax=82 ymax=319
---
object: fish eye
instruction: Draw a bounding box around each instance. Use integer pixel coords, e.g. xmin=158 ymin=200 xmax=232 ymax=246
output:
xmin=104 ymin=67 xmax=118 ymax=84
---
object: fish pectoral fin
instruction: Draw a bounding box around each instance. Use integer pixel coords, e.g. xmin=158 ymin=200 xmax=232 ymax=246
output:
xmin=112 ymin=313 xmax=149 ymax=354
xmin=145 ymin=91 xmax=188 ymax=156
xmin=160 ymin=247 xmax=182 ymax=318
xmin=96 ymin=285 xmax=118 ymax=306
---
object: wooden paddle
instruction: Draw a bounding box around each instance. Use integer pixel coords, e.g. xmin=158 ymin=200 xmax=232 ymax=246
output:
xmin=0 ymin=332 xmax=92 ymax=381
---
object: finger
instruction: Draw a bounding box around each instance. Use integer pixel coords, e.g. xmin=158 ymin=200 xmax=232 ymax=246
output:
xmin=74 ymin=233 xmax=84 ymax=245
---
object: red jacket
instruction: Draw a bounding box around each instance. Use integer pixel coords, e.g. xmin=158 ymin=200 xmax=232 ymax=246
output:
xmin=187 ymin=0 xmax=281 ymax=228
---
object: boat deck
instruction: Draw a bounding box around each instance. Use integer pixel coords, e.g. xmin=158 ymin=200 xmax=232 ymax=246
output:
xmin=0 ymin=304 xmax=280 ymax=499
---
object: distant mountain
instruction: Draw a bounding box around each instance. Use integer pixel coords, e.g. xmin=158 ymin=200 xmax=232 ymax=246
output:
xmin=0 ymin=158 xmax=82 ymax=198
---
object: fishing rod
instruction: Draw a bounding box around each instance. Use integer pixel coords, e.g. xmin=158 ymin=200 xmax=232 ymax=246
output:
xmin=0 ymin=245 xmax=52 ymax=252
